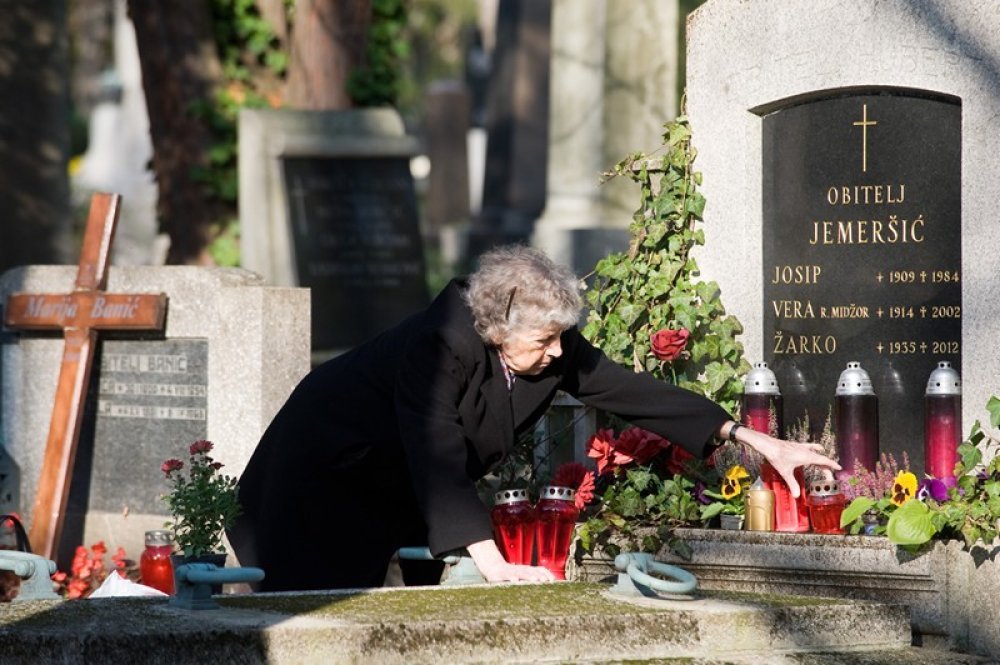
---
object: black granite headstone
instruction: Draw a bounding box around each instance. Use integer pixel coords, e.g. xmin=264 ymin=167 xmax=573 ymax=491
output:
xmin=283 ymin=156 xmax=429 ymax=351
xmin=761 ymin=89 xmax=961 ymax=472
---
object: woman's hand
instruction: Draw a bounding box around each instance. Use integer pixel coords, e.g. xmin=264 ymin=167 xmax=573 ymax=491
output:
xmin=722 ymin=422 xmax=841 ymax=498
xmin=467 ymin=539 xmax=557 ymax=583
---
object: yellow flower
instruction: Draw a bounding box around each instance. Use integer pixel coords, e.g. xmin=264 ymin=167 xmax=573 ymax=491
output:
xmin=891 ymin=471 xmax=918 ymax=506
xmin=725 ymin=465 xmax=750 ymax=481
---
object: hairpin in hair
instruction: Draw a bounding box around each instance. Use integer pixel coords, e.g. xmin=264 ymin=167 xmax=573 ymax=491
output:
xmin=504 ymin=287 xmax=517 ymax=322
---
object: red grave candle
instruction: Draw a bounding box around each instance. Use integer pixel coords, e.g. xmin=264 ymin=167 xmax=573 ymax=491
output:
xmin=834 ymin=361 xmax=879 ymax=472
xmin=924 ymin=361 xmax=962 ymax=481
xmin=535 ymin=486 xmax=579 ymax=580
xmin=139 ymin=529 xmax=175 ymax=595
xmin=490 ymin=488 xmax=536 ymax=565
xmin=761 ymin=463 xmax=810 ymax=532
xmin=807 ymin=477 xmax=846 ymax=534
xmin=740 ymin=362 xmax=784 ymax=438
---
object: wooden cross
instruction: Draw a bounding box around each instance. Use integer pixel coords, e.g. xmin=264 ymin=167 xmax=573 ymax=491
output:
xmin=2 ymin=192 xmax=167 ymax=560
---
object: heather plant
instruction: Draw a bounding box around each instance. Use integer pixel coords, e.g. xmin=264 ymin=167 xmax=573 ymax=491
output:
xmin=840 ymin=452 xmax=910 ymax=502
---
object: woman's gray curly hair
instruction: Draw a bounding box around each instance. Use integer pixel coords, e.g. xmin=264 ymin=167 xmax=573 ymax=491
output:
xmin=464 ymin=245 xmax=582 ymax=345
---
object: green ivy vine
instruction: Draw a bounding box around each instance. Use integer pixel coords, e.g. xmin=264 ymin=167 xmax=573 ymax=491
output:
xmin=581 ymin=116 xmax=750 ymax=414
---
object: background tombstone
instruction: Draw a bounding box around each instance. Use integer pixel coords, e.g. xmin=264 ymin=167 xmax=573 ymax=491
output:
xmin=0 ymin=266 xmax=309 ymax=563
xmin=686 ymin=0 xmax=1000 ymax=468
xmin=423 ymin=79 xmax=472 ymax=261
xmin=466 ymin=0 xmax=552 ymax=256
xmin=73 ymin=0 xmax=161 ymax=266
xmin=240 ymin=108 xmax=429 ymax=358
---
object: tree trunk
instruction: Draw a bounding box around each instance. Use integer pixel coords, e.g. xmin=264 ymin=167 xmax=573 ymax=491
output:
xmin=127 ymin=0 xmax=223 ymax=265
xmin=0 ymin=0 xmax=72 ymax=274
xmin=284 ymin=0 xmax=372 ymax=110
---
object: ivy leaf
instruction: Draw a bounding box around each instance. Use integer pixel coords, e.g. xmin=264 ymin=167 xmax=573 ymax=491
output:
xmin=988 ymin=396 xmax=1000 ymax=429
xmin=886 ymin=499 xmax=936 ymax=546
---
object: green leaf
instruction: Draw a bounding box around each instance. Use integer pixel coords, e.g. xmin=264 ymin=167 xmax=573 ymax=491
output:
xmin=988 ymin=396 xmax=1000 ymax=429
xmin=886 ymin=499 xmax=936 ymax=546
xmin=840 ymin=497 xmax=876 ymax=527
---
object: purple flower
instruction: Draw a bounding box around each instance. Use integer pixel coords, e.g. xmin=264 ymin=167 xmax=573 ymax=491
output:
xmin=917 ymin=477 xmax=950 ymax=502
xmin=693 ymin=481 xmax=713 ymax=505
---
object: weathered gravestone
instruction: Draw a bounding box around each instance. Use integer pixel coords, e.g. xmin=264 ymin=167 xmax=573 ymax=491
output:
xmin=687 ymin=0 xmax=999 ymax=474
xmin=0 ymin=241 xmax=310 ymax=565
xmin=239 ymin=108 xmax=429 ymax=355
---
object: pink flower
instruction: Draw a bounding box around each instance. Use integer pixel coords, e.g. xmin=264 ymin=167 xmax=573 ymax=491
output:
xmin=650 ymin=328 xmax=690 ymax=362
xmin=189 ymin=440 xmax=214 ymax=456
xmin=161 ymin=458 xmax=184 ymax=476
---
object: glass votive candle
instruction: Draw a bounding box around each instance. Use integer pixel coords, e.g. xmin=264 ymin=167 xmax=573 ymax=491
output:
xmin=490 ymin=488 xmax=536 ymax=566
xmin=139 ymin=529 xmax=175 ymax=594
xmin=535 ymin=486 xmax=579 ymax=580
xmin=807 ymin=477 xmax=847 ymax=534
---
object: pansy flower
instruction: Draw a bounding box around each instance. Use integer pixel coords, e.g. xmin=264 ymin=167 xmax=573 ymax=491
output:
xmin=721 ymin=465 xmax=749 ymax=499
xmin=917 ymin=477 xmax=950 ymax=502
xmin=890 ymin=471 xmax=918 ymax=505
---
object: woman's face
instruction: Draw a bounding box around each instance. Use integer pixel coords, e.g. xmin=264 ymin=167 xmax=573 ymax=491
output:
xmin=499 ymin=324 xmax=564 ymax=375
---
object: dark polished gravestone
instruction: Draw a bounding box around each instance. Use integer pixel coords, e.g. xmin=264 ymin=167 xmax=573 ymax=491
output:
xmin=282 ymin=156 xmax=427 ymax=350
xmin=760 ymin=89 xmax=961 ymax=471
xmin=240 ymin=108 xmax=430 ymax=354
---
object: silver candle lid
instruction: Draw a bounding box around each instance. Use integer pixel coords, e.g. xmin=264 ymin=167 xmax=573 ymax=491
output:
xmin=539 ymin=485 xmax=576 ymax=502
xmin=808 ymin=477 xmax=842 ymax=497
xmin=925 ymin=361 xmax=962 ymax=396
xmin=835 ymin=361 xmax=875 ymax=396
xmin=493 ymin=488 xmax=530 ymax=506
xmin=743 ymin=362 xmax=781 ymax=395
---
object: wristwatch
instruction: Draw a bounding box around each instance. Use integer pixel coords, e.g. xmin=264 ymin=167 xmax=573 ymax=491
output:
xmin=728 ymin=423 xmax=744 ymax=442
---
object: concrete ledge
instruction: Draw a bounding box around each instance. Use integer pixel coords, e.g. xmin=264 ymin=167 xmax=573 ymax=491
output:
xmin=0 ymin=583 xmax=918 ymax=664
xmin=571 ymin=529 xmax=1000 ymax=657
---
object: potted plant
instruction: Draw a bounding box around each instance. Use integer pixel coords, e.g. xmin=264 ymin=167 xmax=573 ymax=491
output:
xmin=161 ymin=440 xmax=241 ymax=565
xmin=698 ymin=464 xmax=751 ymax=530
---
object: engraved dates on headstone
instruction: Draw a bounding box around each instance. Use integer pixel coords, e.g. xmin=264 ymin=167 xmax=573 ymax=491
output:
xmin=761 ymin=90 xmax=961 ymax=471
xmin=80 ymin=338 xmax=208 ymax=516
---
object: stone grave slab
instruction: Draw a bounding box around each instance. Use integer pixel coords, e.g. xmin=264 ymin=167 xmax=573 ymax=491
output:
xmin=0 ymin=582 xmax=936 ymax=664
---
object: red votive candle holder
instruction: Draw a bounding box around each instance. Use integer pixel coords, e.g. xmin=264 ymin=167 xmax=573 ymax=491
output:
xmin=807 ymin=477 xmax=846 ymax=534
xmin=535 ymin=485 xmax=579 ymax=580
xmin=740 ymin=362 xmax=784 ymax=438
xmin=924 ymin=361 xmax=962 ymax=481
xmin=761 ymin=463 xmax=810 ymax=532
xmin=139 ymin=529 xmax=175 ymax=594
xmin=491 ymin=488 xmax=536 ymax=565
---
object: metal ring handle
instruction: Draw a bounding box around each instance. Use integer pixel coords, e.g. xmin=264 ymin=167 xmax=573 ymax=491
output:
xmin=615 ymin=552 xmax=697 ymax=595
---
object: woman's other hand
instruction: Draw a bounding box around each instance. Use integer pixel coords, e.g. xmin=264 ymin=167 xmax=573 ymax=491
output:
xmin=467 ymin=539 xmax=557 ymax=583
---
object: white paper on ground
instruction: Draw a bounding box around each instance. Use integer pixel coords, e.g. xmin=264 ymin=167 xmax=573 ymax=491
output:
xmin=88 ymin=572 xmax=168 ymax=598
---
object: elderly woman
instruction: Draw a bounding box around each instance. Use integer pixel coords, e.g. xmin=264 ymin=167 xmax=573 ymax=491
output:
xmin=230 ymin=245 xmax=838 ymax=590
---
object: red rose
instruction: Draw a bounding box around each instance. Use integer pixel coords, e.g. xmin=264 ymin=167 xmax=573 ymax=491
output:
xmin=650 ymin=328 xmax=690 ymax=362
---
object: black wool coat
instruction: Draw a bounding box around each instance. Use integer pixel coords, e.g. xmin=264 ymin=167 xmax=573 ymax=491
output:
xmin=230 ymin=279 xmax=730 ymax=591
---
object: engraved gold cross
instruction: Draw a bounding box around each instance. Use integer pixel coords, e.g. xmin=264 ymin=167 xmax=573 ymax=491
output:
xmin=852 ymin=103 xmax=877 ymax=172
